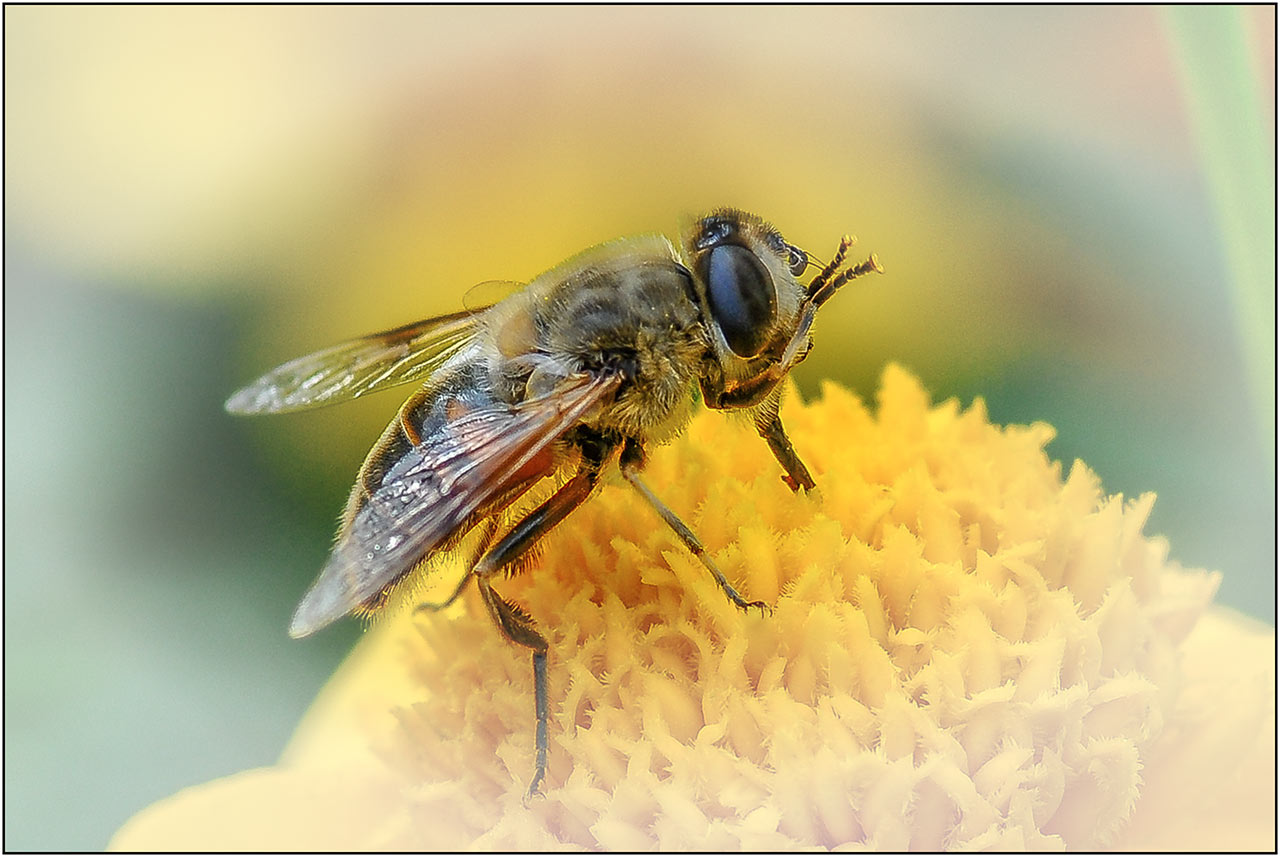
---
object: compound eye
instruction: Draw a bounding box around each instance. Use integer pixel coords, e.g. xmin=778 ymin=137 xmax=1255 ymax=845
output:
xmin=786 ymin=244 xmax=808 ymax=276
xmin=705 ymin=244 xmax=777 ymax=358
xmin=696 ymin=217 xmax=734 ymax=250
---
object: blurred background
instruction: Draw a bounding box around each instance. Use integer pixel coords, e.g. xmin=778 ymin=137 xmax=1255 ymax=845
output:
xmin=4 ymin=6 xmax=1274 ymax=849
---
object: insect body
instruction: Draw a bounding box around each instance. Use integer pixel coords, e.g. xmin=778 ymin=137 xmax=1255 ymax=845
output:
xmin=226 ymin=209 xmax=881 ymax=796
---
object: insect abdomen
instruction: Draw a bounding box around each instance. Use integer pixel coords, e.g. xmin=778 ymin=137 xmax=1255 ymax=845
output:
xmin=341 ymin=364 xmax=493 ymax=530
xmin=340 ymin=389 xmax=426 ymax=530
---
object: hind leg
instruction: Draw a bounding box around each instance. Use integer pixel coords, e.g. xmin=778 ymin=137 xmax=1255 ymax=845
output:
xmin=466 ymin=442 xmax=613 ymax=797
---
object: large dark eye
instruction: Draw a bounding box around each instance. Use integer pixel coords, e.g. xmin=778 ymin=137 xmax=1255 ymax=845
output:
xmin=695 ymin=217 xmax=735 ymax=250
xmin=704 ymin=244 xmax=777 ymax=357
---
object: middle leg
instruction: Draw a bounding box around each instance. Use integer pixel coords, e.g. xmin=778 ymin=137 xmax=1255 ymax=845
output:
xmin=619 ymin=439 xmax=769 ymax=614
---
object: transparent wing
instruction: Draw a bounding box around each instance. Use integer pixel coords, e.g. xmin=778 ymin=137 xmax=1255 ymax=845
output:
xmin=225 ymin=308 xmax=487 ymax=415
xmin=288 ymin=370 xmax=622 ymax=637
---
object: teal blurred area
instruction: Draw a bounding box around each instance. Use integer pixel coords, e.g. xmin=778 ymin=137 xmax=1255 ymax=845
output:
xmin=4 ymin=264 xmax=363 ymax=849
xmin=4 ymin=5 xmax=1273 ymax=849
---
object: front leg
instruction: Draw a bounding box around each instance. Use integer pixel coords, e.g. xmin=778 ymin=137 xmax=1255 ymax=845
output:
xmin=755 ymin=404 xmax=816 ymax=492
xmin=701 ymin=308 xmax=818 ymax=411
xmin=698 ymin=352 xmax=799 ymax=412
xmin=701 ymin=370 xmax=816 ymax=492
xmin=705 ymin=365 xmax=789 ymax=410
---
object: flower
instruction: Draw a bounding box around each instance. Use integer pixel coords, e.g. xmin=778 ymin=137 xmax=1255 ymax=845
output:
xmin=111 ymin=365 xmax=1274 ymax=850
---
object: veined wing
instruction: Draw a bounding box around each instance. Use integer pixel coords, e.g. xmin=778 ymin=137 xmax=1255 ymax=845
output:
xmin=288 ymin=370 xmax=622 ymax=637
xmin=225 ymin=308 xmax=486 ymax=415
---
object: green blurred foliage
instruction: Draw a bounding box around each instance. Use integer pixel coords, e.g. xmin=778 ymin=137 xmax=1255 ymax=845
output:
xmin=4 ymin=5 xmax=1273 ymax=850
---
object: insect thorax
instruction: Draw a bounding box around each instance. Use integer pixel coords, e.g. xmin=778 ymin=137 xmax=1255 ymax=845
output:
xmin=486 ymin=243 xmax=710 ymax=443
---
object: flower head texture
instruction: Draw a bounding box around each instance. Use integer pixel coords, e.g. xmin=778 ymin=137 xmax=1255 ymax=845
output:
xmin=112 ymin=365 xmax=1274 ymax=850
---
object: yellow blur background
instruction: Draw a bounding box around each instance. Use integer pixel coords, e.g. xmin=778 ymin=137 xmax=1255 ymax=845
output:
xmin=4 ymin=6 xmax=1273 ymax=849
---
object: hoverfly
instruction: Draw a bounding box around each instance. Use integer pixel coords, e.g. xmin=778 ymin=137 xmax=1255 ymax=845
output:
xmin=226 ymin=209 xmax=881 ymax=796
